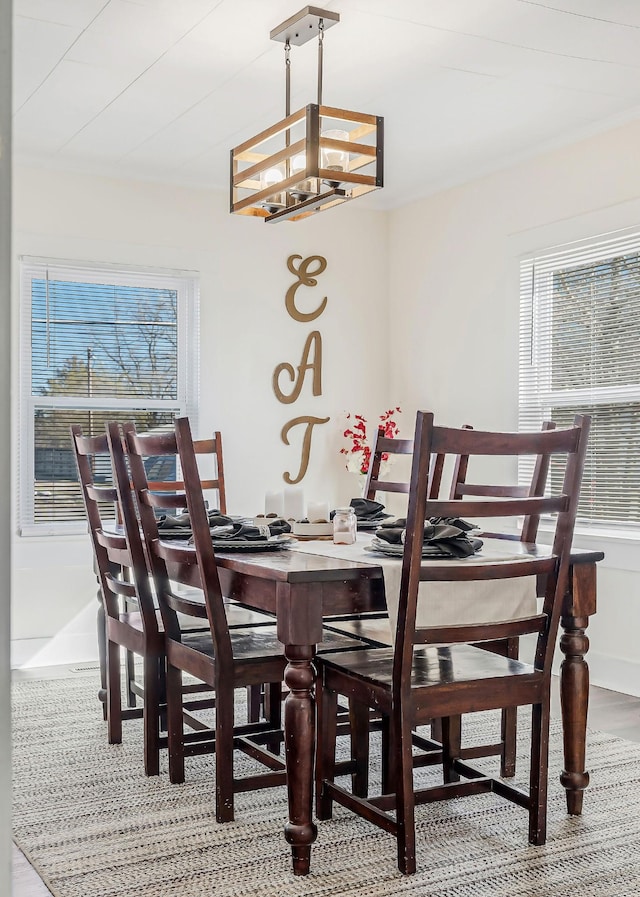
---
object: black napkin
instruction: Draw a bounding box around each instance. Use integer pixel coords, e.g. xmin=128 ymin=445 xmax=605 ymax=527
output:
xmin=349 ymin=498 xmax=391 ymax=520
xmin=156 ymin=509 xmax=233 ymax=538
xmin=375 ymin=518 xmax=482 ymax=558
xmin=206 ymin=519 xmax=292 ymax=543
xmin=157 ymin=509 xmax=232 ymax=528
xmin=157 ymin=511 xmax=291 ymax=541
xmin=329 ymin=498 xmax=391 ymax=524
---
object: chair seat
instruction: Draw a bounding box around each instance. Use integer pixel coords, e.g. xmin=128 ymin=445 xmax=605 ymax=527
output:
xmin=324 ymin=616 xmax=393 ymax=647
xmin=171 ymin=582 xmax=276 ymax=628
xmin=179 ymin=625 xmax=370 ymax=663
xmin=320 ymin=643 xmax=535 ymax=690
xmin=224 ymin=603 xmax=276 ymax=628
xmin=119 ymin=605 xmax=273 ymax=634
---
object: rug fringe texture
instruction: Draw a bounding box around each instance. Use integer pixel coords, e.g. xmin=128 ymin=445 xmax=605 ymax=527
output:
xmin=12 ymin=674 xmax=640 ymax=897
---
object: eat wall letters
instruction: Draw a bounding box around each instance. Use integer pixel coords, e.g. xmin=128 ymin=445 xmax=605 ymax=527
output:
xmin=274 ymin=254 xmax=330 ymax=484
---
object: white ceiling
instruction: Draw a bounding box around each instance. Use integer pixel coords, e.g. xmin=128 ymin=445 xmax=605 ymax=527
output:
xmin=12 ymin=0 xmax=640 ymax=209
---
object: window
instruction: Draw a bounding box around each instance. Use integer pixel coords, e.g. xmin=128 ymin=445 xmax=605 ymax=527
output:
xmin=19 ymin=259 xmax=199 ymax=534
xmin=519 ymin=228 xmax=640 ymax=531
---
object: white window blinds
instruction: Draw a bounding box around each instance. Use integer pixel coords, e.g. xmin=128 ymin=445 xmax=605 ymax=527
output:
xmin=19 ymin=259 xmax=199 ymax=534
xmin=519 ymin=228 xmax=640 ymax=530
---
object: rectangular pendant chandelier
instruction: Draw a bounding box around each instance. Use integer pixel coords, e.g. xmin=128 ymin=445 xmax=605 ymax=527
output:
xmin=230 ymin=6 xmax=384 ymax=223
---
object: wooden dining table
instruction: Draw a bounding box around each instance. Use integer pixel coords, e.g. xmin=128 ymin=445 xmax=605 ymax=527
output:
xmin=162 ymin=536 xmax=603 ymax=876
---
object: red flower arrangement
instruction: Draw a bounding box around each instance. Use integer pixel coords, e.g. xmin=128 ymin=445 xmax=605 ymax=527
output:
xmin=340 ymin=407 xmax=401 ymax=475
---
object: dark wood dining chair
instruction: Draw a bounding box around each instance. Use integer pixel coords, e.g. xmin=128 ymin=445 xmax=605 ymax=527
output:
xmin=72 ymin=423 xmax=273 ymax=776
xmin=124 ymin=416 xmax=364 ymax=822
xmin=355 ymin=420 xmax=556 ymax=776
xmin=71 ymin=424 xmax=169 ymax=776
xmin=122 ymin=429 xmax=228 ymax=711
xmin=316 ymin=411 xmax=590 ymax=874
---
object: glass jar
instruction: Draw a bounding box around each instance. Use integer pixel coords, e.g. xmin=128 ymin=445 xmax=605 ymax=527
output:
xmin=333 ymin=506 xmax=357 ymax=545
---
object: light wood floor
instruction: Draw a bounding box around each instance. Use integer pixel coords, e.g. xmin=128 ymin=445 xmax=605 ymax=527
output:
xmin=11 ymin=671 xmax=640 ymax=897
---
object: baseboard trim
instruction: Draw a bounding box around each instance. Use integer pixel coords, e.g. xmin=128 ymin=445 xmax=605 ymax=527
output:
xmin=587 ymin=650 xmax=640 ymax=698
xmin=11 ymin=635 xmax=99 ymax=670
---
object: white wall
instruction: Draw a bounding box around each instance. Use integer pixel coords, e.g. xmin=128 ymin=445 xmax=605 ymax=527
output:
xmin=388 ymin=117 xmax=640 ymax=695
xmin=12 ymin=168 xmax=389 ymax=643
xmin=1 ymin=0 xmax=12 ymax=887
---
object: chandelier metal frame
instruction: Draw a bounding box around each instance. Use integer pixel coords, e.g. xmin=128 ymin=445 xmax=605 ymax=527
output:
xmin=230 ymin=6 xmax=384 ymax=223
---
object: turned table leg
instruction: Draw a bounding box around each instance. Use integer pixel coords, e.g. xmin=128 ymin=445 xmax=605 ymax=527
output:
xmin=276 ymin=581 xmax=324 ymax=875
xmin=283 ymin=644 xmax=318 ymax=875
xmin=559 ymin=561 xmax=597 ymax=815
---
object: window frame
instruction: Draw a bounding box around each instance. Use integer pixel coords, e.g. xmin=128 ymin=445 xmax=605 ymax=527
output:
xmin=518 ymin=228 xmax=640 ymax=535
xmin=19 ymin=257 xmax=199 ymax=536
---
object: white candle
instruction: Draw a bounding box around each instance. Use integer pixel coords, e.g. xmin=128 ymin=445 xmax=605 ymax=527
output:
xmin=307 ymin=500 xmax=330 ymax=523
xmin=283 ymin=486 xmax=305 ymax=521
xmin=265 ymin=491 xmax=284 ymax=517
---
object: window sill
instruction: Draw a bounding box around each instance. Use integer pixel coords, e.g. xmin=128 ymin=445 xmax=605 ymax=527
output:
xmin=18 ymin=523 xmax=89 ymax=538
xmin=536 ymin=522 xmax=640 ymax=573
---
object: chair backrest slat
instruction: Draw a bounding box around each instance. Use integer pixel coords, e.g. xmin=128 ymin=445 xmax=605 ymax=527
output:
xmin=416 ymin=555 xmax=557 ymax=583
xmin=86 ymin=484 xmax=119 ymax=503
xmin=413 ymin=612 xmax=548 ymax=646
xmin=105 ymin=574 xmax=138 ymax=600
xmin=143 ymin=490 xmax=187 ymax=511
xmin=424 ymin=495 xmax=568 ymax=519
xmin=431 ymin=422 xmax=577 ymax=456
xmin=453 ymin=483 xmax=530 ymax=498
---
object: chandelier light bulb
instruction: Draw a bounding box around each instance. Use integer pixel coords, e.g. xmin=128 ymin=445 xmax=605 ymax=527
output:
xmin=260 ymin=166 xmax=286 ymax=211
xmin=291 ymin=154 xmax=306 ymax=172
xmin=263 ymin=166 xmax=285 ymax=186
xmin=290 ymin=152 xmax=317 ymax=200
xmin=322 ymin=129 xmax=349 ymax=171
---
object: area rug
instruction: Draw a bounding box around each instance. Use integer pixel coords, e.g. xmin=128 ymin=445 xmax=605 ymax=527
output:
xmin=12 ymin=673 xmax=640 ymax=897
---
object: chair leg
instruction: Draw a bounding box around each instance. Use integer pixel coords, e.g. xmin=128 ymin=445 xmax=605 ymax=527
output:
xmin=125 ymin=647 xmax=137 ymax=708
xmin=528 ymin=700 xmax=550 ymax=846
xmin=501 ymin=637 xmax=519 ymax=777
xmin=142 ymin=655 xmax=161 ymax=777
xmin=349 ymin=699 xmax=370 ymax=798
xmin=430 ymin=717 xmax=443 ymax=744
xmin=265 ymin=681 xmax=282 ymax=755
xmin=215 ymin=685 xmax=235 ymax=823
xmin=501 ymin=706 xmax=517 ymax=777
xmin=396 ymin=715 xmax=417 ymax=875
xmin=315 ymin=680 xmax=338 ymax=821
xmin=106 ymin=639 xmax=122 ymax=744
xmin=166 ymin=663 xmax=185 ymax=785
xmin=158 ymin=659 xmax=167 ymax=732
xmin=381 ymin=714 xmax=396 ymax=795
xmin=441 ymin=715 xmax=461 ymax=784
xmin=247 ymin=684 xmax=262 ymax=723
